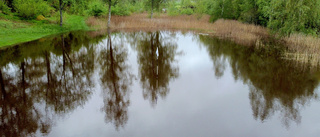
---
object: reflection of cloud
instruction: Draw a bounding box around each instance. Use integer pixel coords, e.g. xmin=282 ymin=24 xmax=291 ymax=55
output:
xmin=199 ymin=35 xmax=319 ymax=128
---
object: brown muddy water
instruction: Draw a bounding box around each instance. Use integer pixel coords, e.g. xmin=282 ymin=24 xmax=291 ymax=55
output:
xmin=0 ymin=30 xmax=320 ymax=137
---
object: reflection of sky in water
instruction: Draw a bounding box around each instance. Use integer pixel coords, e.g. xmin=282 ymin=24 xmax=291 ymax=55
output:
xmin=0 ymin=31 xmax=319 ymax=137
xmin=46 ymin=32 xmax=320 ymax=137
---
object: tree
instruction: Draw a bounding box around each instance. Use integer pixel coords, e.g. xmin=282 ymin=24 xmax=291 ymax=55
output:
xmin=3 ymin=0 xmax=13 ymax=8
xmin=265 ymin=0 xmax=320 ymax=35
xmin=105 ymin=0 xmax=112 ymax=27
xmin=147 ymin=0 xmax=164 ymax=19
xmin=55 ymin=0 xmax=71 ymax=26
xmin=58 ymin=0 xmax=70 ymax=26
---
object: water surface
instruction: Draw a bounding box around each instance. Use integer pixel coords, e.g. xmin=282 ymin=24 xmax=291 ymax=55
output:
xmin=0 ymin=30 xmax=320 ymax=137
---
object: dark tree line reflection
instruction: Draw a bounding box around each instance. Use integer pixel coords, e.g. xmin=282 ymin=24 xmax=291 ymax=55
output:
xmin=0 ymin=31 xmax=104 ymax=136
xmin=133 ymin=31 xmax=179 ymax=106
xmin=3 ymin=30 xmax=313 ymax=134
xmin=0 ymin=30 xmax=182 ymax=135
xmin=99 ymin=29 xmax=133 ymax=130
xmin=198 ymin=35 xmax=320 ymax=128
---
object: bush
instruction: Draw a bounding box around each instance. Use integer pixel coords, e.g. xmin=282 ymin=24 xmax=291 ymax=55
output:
xmin=86 ymin=0 xmax=107 ymax=17
xmin=13 ymin=0 xmax=52 ymax=19
xmin=167 ymin=1 xmax=179 ymax=16
xmin=111 ymin=4 xmax=130 ymax=16
xmin=181 ymin=8 xmax=193 ymax=15
xmin=70 ymin=0 xmax=88 ymax=15
xmin=130 ymin=1 xmax=144 ymax=13
xmin=0 ymin=0 xmax=11 ymax=14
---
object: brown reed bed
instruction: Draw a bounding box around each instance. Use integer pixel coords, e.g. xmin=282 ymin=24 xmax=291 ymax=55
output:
xmin=211 ymin=19 xmax=270 ymax=46
xmin=283 ymin=34 xmax=320 ymax=66
xmin=86 ymin=13 xmax=320 ymax=67
xmin=87 ymin=13 xmax=270 ymax=47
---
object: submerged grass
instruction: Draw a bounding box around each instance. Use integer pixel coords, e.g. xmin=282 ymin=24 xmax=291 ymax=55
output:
xmin=283 ymin=34 xmax=320 ymax=66
xmin=0 ymin=13 xmax=89 ymax=47
xmin=211 ymin=19 xmax=271 ymax=47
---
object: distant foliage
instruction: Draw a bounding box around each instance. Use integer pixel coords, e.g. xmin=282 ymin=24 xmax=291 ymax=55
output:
xmin=0 ymin=0 xmax=11 ymax=14
xmin=167 ymin=1 xmax=179 ymax=16
xmin=69 ymin=0 xmax=88 ymax=15
xmin=265 ymin=0 xmax=320 ymax=35
xmin=130 ymin=0 xmax=145 ymax=13
xmin=3 ymin=0 xmax=320 ymax=36
xmin=111 ymin=2 xmax=131 ymax=16
xmin=181 ymin=8 xmax=193 ymax=15
xmin=167 ymin=0 xmax=198 ymax=16
xmin=207 ymin=0 xmax=320 ymax=35
xmin=13 ymin=0 xmax=52 ymax=19
xmin=87 ymin=0 xmax=107 ymax=17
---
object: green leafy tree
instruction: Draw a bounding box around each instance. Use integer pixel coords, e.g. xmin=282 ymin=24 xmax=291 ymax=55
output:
xmin=0 ymin=0 xmax=11 ymax=14
xmin=265 ymin=0 xmax=320 ymax=35
xmin=145 ymin=0 xmax=164 ymax=18
xmin=3 ymin=0 xmax=13 ymax=8
xmin=87 ymin=0 xmax=107 ymax=17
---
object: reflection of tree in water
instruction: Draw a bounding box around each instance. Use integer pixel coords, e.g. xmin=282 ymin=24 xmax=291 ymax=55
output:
xmin=99 ymin=29 xmax=133 ymax=130
xmin=0 ymin=64 xmax=51 ymax=136
xmin=135 ymin=31 xmax=179 ymax=106
xmin=0 ymin=32 xmax=100 ymax=136
xmin=198 ymin=35 xmax=320 ymax=128
xmin=41 ymin=35 xmax=93 ymax=114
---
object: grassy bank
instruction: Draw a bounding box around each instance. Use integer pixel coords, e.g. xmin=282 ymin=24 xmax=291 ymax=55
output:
xmin=0 ymin=13 xmax=89 ymax=47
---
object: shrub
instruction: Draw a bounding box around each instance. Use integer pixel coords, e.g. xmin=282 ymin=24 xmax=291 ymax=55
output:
xmin=13 ymin=0 xmax=52 ymax=19
xmin=167 ymin=1 xmax=179 ymax=16
xmin=0 ymin=0 xmax=11 ymax=14
xmin=70 ymin=0 xmax=88 ymax=15
xmin=181 ymin=8 xmax=193 ymax=15
xmin=111 ymin=4 xmax=130 ymax=16
xmin=87 ymin=0 xmax=107 ymax=17
xmin=36 ymin=15 xmax=46 ymax=21
xmin=130 ymin=1 xmax=144 ymax=13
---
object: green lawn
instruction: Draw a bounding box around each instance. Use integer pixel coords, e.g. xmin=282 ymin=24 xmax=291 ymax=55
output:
xmin=0 ymin=14 xmax=90 ymax=47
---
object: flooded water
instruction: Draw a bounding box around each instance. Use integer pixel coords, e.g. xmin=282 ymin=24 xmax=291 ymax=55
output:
xmin=1 ymin=30 xmax=320 ymax=137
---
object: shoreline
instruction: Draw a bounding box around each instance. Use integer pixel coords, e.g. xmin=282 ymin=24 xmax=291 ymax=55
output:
xmin=104 ymin=13 xmax=319 ymax=67
xmin=1 ymin=13 xmax=320 ymax=66
xmin=0 ymin=15 xmax=90 ymax=48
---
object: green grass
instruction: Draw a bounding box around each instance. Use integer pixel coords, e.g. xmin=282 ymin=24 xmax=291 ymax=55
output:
xmin=0 ymin=13 xmax=91 ymax=47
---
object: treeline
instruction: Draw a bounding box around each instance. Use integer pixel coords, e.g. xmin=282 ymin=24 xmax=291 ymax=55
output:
xmin=0 ymin=0 xmax=146 ymax=18
xmin=1 ymin=0 xmax=320 ymax=35
xmin=206 ymin=0 xmax=320 ymax=35
xmin=166 ymin=0 xmax=320 ymax=35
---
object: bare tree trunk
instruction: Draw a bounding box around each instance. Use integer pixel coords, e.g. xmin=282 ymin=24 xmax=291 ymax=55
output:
xmin=221 ymin=0 xmax=225 ymax=16
xmin=151 ymin=0 xmax=154 ymax=19
xmin=59 ymin=0 xmax=63 ymax=27
xmin=108 ymin=0 xmax=112 ymax=27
